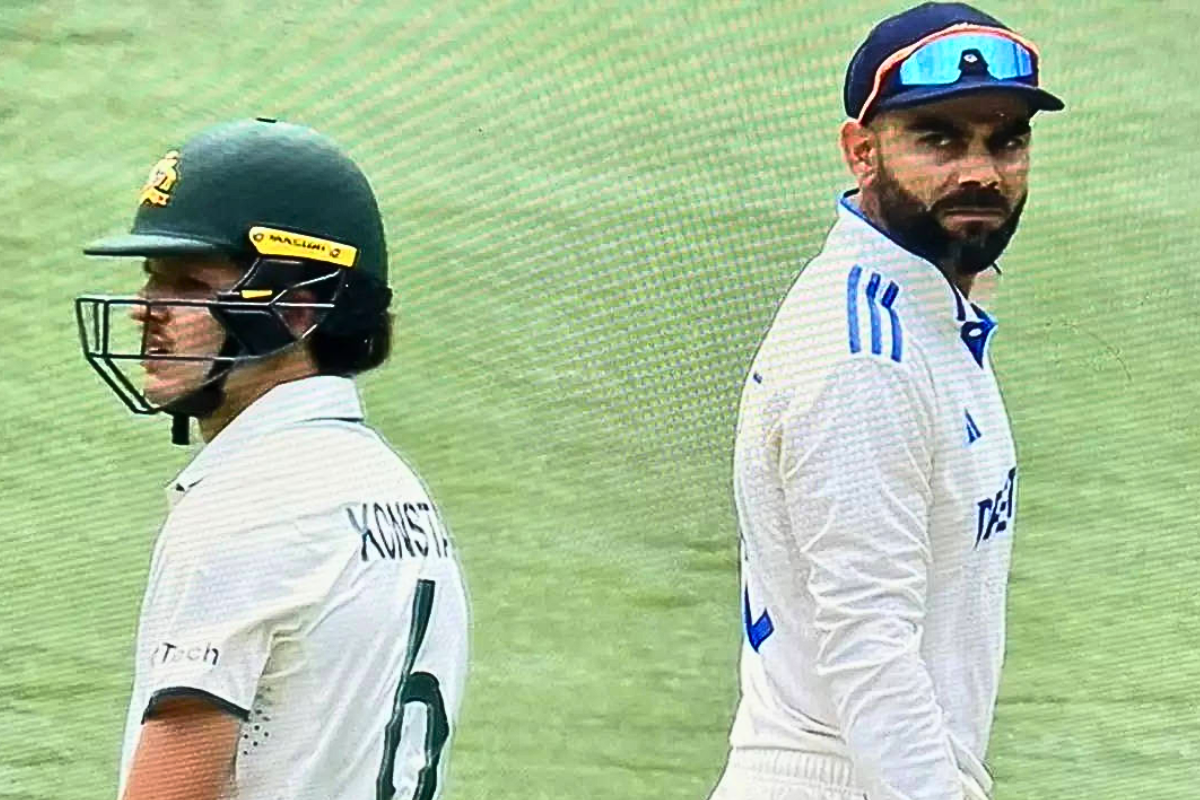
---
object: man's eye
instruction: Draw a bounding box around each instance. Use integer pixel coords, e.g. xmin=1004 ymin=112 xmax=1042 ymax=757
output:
xmin=921 ymin=133 xmax=955 ymax=148
xmin=146 ymin=278 xmax=207 ymax=295
xmin=168 ymin=276 xmax=208 ymax=291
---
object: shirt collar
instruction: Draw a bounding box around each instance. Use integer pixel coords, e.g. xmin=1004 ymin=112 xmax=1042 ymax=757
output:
xmin=169 ymin=375 xmax=364 ymax=494
xmin=830 ymin=191 xmax=997 ymax=332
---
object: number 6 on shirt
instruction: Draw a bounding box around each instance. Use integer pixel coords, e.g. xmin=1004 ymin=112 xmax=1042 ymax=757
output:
xmin=377 ymin=579 xmax=450 ymax=800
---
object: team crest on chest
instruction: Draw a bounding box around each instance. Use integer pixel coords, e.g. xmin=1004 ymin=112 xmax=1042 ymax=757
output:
xmin=139 ymin=150 xmax=181 ymax=207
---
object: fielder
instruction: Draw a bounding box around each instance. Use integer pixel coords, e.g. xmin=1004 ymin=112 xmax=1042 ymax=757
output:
xmin=710 ymin=3 xmax=1063 ymax=799
xmin=76 ymin=118 xmax=469 ymax=800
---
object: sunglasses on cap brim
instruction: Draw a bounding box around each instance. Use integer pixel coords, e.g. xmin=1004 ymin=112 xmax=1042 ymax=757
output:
xmin=857 ymin=23 xmax=1042 ymax=123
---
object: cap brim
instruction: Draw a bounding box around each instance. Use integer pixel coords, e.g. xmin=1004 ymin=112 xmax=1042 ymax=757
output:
xmin=874 ymin=81 xmax=1065 ymax=116
xmin=83 ymin=232 xmax=229 ymax=258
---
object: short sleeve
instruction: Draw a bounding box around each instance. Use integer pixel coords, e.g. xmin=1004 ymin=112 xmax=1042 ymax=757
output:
xmin=137 ymin=493 xmax=346 ymax=720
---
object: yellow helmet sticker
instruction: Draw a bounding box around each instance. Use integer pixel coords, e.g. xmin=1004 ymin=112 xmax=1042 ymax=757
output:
xmin=139 ymin=150 xmax=181 ymax=207
xmin=248 ymin=226 xmax=357 ymax=268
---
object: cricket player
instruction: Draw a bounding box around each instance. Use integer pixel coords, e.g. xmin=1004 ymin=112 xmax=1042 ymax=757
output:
xmin=75 ymin=118 xmax=469 ymax=800
xmin=710 ymin=4 xmax=1063 ymax=799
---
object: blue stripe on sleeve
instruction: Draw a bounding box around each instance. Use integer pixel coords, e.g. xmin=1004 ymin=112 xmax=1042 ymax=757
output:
xmin=846 ymin=265 xmax=863 ymax=354
xmin=881 ymin=281 xmax=902 ymax=363
xmin=865 ymin=272 xmax=883 ymax=356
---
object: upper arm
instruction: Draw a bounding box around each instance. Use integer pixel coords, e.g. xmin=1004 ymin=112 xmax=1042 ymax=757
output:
xmin=779 ymin=357 xmax=936 ymax=667
xmin=778 ymin=358 xmax=963 ymax=793
xmin=121 ymin=696 xmax=241 ymax=800
xmin=126 ymin=499 xmax=345 ymax=797
xmin=140 ymin=501 xmax=344 ymax=719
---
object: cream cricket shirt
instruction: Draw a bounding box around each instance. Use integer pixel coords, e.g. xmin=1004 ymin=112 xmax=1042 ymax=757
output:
xmin=118 ymin=376 xmax=469 ymax=800
xmin=726 ymin=195 xmax=1018 ymax=800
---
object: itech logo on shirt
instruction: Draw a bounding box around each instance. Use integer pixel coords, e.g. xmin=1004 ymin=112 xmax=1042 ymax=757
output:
xmin=976 ymin=466 xmax=1017 ymax=549
xmin=150 ymin=641 xmax=220 ymax=668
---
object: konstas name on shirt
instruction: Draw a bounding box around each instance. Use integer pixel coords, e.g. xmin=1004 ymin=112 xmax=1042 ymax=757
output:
xmin=346 ymin=501 xmax=453 ymax=562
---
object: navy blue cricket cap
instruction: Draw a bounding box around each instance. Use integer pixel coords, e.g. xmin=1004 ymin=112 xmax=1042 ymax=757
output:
xmin=844 ymin=2 xmax=1064 ymax=122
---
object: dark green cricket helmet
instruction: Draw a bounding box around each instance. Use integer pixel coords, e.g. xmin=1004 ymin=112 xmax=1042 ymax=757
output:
xmin=76 ymin=118 xmax=393 ymax=443
xmin=85 ymin=117 xmax=388 ymax=283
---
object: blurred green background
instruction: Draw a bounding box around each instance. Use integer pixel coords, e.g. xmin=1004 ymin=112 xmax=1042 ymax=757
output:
xmin=2 ymin=1 xmax=1197 ymax=798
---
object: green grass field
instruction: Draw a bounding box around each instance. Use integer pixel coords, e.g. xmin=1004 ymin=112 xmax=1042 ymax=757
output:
xmin=2 ymin=1 xmax=1198 ymax=798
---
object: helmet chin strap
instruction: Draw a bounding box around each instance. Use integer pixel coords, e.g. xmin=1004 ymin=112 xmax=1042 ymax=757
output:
xmin=171 ymin=413 xmax=191 ymax=446
xmin=162 ymin=337 xmax=240 ymax=446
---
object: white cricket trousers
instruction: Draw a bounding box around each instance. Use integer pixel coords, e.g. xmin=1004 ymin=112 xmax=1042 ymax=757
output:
xmin=709 ymin=749 xmax=867 ymax=800
xmin=710 ymin=748 xmax=992 ymax=800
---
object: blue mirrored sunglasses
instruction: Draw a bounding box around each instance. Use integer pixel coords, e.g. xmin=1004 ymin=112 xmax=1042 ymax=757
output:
xmin=897 ymin=33 xmax=1036 ymax=86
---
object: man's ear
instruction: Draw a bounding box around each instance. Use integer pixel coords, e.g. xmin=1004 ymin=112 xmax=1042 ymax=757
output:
xmin=280 ymin=288 xmax=317 ymax=337
xmin=840 ymin=119 xmax=879 ymax=187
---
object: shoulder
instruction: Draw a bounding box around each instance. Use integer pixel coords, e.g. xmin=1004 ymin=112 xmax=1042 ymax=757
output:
xmin=739 ymin=259 xmax=929 ymax=448
xmin=254 ymin=420 xmax=429 ymax=497
xmin=755 ymin=254 xmax=926 ymax=392
xmin=175 ymin=421 xmax=432 ymax=533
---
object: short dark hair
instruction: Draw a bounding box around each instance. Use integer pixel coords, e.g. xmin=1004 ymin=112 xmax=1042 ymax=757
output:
xmin=309 ymin=311 xmax=393 ymax=376
xmin=231 ymin=256 xmax=393 ymax=376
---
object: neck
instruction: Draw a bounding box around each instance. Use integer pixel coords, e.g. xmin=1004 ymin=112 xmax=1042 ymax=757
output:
xmin=856 ymin=189 xmax=974 ymax=299
xmin=198 ymin=355 xmax=318 ymax=442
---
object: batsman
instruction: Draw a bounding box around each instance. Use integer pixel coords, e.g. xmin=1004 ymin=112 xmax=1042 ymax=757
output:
xmin=76 ymin=118 xmax=470 ymax=800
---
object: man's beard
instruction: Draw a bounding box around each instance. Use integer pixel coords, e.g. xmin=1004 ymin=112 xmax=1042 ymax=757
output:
xmin=873 ymin=165 xmax=1026 ymax=276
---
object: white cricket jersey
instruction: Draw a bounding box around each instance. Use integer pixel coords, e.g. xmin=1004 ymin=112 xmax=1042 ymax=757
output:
xmin=725 ymin=194 xmax=1018 ymax=800
xmin=118 ymin=376 xmax=469 ymax=800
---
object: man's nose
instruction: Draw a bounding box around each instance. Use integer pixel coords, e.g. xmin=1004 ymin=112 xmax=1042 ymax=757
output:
xmin=956 ymin=151 xmax=1001 ymax=188
xmin=129 ymin=297 xmax=166 ymax=324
